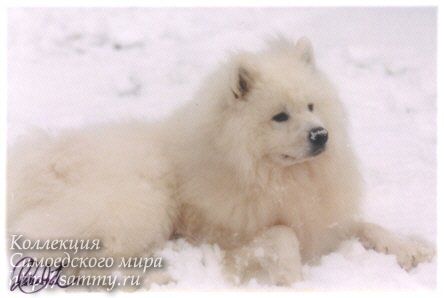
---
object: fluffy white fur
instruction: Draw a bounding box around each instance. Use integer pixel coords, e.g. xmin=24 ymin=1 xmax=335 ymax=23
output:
xmin=8 ymin=37 xmax=434 ymax=287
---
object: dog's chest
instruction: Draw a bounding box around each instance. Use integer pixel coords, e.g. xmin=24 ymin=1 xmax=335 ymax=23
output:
xmin=176 ymin=180 xmax=308 ymax=248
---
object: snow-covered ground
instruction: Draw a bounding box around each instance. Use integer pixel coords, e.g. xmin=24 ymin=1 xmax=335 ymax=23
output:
xmin=7 ymin=7 xmax=436 ymax=290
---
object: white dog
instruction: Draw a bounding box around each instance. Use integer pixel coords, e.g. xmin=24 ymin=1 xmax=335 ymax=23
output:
xmin=8 ymin=37 xmax=434 ymax=287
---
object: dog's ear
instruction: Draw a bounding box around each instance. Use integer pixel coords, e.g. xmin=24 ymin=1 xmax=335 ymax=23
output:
xmin=295 ymin=37 xmax=314 ymax=65
xmin=231 ymin=58 xmax=258 ymax=100
xmin=233 ymin=67 xmax=253 ymax=99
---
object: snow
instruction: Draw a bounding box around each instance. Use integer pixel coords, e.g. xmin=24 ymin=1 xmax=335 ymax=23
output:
xmin=7 ymin=7 xmax=436 ymax=290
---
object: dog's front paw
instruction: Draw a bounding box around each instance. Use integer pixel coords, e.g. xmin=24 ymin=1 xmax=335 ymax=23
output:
xmin=357 ymin=223 xmax=435 ymax=271
xmin=393 ymin=239 xmax=435 ymax=271
xmin=255 ymin=226 xmax=303 ymax=285
xmin=368 ymin=236 xmax=435 ymax=271
xmin=224 ymin=226 xmax=303 ymax=286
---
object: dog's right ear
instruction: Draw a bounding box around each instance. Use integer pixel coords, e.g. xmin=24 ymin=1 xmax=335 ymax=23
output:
xmin=295 ymin=37 xmax=314 ymax=65
xmin=230 ymin=58 xmax=258 ymax=101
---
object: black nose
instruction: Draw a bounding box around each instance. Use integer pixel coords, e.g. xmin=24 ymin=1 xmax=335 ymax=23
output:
xmin=308 ymin=127 xmax=328 ymax=148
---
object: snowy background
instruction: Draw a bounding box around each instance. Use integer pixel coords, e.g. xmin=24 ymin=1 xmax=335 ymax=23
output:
xmin=7 ymin=7 xmax=436 ymax=290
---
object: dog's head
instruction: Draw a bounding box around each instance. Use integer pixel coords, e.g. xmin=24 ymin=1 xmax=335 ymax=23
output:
xmin=215 ymin=37 xmax=344 ymax=168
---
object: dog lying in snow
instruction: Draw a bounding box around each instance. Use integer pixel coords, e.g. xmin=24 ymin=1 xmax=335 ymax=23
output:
xmin=8 ymin=37 xmax=434 ymax=287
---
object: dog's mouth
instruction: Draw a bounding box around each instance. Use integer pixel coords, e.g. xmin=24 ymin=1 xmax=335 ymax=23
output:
xmin=278 ymin=147 xmax=326 ymax=165
xmin=281 ymin=154 xmax=297 ymax=161
xmin=279 ymin=154 xmax=301 ymax=165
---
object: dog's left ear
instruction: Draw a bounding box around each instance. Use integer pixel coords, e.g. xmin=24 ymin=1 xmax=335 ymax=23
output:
xmin=295 ymin=37 xmax=314 ymax=65
xmin=230 ymin=58 xmax=258 ymax=100
xmin=233 ymin=67 xmax=253 ymax=99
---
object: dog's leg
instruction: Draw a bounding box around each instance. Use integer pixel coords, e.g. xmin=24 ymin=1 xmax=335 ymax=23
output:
xmin=353 ymin=222 xmax=434 ymax=271
xmin=223 ymin=225 xmax=302 ymax=286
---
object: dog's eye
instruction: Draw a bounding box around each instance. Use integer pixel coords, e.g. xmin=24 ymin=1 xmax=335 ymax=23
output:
xmin=308 ymin=103 xmax=314 ymax=112
xmin=272 ymin=112 xmax=289 ymax=122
